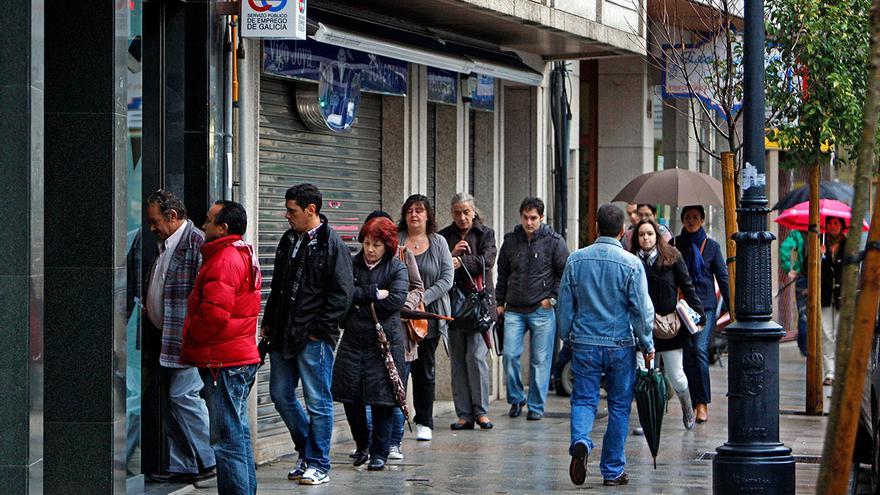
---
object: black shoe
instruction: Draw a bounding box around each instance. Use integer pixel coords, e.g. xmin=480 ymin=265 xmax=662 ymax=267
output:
xmin=527 ymin=411 xmax=543 ymax=421
xmin=367 ymin=457 xmax=386 ymax=471
xmin=555 ymin=379 xmax=571 ymax=397
xmin=450 ymin=420 xmax=475 ymax=430
xmin=569 ymin=442 xmax=589 ymax=485
xmin=603 ymin=473 xmax=629 ymax=486
xmin=477 ymin=419 xmax=494 ymax=430
xmin=352 ymin=450 xmax=369 ymax=467
xmin=508 ymin=401 xmax=525 ymax=418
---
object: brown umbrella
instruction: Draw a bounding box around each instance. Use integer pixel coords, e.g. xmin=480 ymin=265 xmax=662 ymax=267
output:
xmin=612 ymin=168 xmax=724 ymax=207
xmin=370 ymin=305 xmax=412 ymax=432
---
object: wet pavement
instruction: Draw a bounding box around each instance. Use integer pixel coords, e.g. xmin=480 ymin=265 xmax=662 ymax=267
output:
xmin=188 ymin=342 xmax=830 ymax=494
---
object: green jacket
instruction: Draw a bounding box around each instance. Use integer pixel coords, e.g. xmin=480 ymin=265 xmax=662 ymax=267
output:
xmin=779 ymin=230 xmax=806 ymax=274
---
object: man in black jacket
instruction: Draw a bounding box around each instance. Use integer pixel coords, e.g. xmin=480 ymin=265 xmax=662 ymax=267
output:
xmin=496 ymin=197 xmax=570 ymax=420
xmin=261 ymin=183 xmax=354 ymax=486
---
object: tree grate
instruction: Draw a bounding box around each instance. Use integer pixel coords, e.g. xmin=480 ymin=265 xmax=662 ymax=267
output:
xmin=695 ymin=452 xmax=821 ymax=464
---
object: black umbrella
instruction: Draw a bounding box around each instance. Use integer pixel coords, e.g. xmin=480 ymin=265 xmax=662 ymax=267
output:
xmin=771 ymin=181 xmax=853 ymax=211
xmin=634 ymin=356 xmax=667 ymax=469
xmin=369 ymin=305 xmax=412 ymax=432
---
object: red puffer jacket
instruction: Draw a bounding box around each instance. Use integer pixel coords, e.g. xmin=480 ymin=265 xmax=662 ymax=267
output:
xmin=181 ymin=234 xmax=262 ymax=368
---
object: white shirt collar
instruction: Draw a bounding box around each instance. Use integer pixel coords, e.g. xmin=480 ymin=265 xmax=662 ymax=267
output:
xmin=161 ymin=220 xmax=188 ymax=253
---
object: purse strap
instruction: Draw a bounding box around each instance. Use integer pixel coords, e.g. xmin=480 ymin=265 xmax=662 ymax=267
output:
xmin=458 ymin=255 xmax=486 ymax=292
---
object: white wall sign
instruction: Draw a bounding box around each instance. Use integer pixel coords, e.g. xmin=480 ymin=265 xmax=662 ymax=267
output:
xmin=242 ymin=0 xmax=306 ymax=40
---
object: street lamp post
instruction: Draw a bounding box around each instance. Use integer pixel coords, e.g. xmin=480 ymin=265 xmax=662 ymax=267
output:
xmin=711 ymin=0 xmax=797 ymax=489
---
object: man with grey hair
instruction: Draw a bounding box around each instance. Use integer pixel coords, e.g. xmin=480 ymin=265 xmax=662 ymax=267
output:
xmin=439 ymin=193 xmax=497 ymax=430
xmin=144 ymin=190 xmax=215 ymax=481
xmin=558 ymin=203 xmax=654 ymax=487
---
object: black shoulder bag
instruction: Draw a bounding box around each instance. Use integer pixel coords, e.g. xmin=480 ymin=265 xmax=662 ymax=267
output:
xmin=449 ymin=257 xmax=494 ymax=335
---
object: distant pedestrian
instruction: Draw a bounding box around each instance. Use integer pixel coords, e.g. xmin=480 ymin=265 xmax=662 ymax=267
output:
xmin=439 ymin=193 xmax=496 ymax=431
xmin=820 ymin=216 xmax=847 ymax=385
xmin=675 ymin=205 xmax=730 ymax=424
xmin=333 ymin=216 xmax=410 ymax=471
xmin=144 ymin=190 xmax=215 ymax=482
xmin=357 ymin=210 xmax=425 ymax=462
xmin=779 ymin=229 xmax=807 ymax=356
xmin=496 ymin=197 xmax=569 ymax=420
xmin=621 ymin=203 xmax=641 ymax=250
xmin=262 ymin=184 xmax=354 ymax=486
xmin=181 ymin=200 xmax=262 ymax=495
xmin=397 ymin=195 xmax=454 ymax=441
xmin=630 ymin=219 xmax=704 ymax=430
xmin=558 ymin=203 xmax=654 ymax=487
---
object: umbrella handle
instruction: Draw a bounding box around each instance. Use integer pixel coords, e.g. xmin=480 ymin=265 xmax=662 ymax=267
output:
xmin=644 ymin=352 xmax=654 ymax=370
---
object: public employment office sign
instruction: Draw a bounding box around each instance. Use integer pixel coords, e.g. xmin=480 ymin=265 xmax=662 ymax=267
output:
xmin=242 ymin=0 xmax=306 ymax=39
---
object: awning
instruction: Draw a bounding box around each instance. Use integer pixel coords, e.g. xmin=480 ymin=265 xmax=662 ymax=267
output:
xmin=307 ymin=7 xmax=544 ymax=86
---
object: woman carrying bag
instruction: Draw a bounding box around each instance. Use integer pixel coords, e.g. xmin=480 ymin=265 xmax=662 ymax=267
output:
xmin=631 ymin=219 xmax=705 ymax=430
xmin=332 ymin=217 xmax=409 ymax=471
xmin=439 ymin=193 xmax=497 ymax=431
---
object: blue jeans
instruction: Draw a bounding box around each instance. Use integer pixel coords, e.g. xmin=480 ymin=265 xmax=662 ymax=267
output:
xmin=269 ymin=341 xmax=335 ymax=473
xmin=683 ymin=305 xmax=716 ymax=405
xmin=795 ymin=276 xmax=808 ymax=356
xmin=569 ymin=344 xmax=635 ymax=480
xmin=503 ymin=307 xmax=556 ymax=415
xmin=200 ymin=364 xmax=258 ymax=495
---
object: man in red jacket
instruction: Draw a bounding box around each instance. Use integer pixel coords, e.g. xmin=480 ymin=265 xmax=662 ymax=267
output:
xmin=181 ymin=200 xmax=261 ymax=495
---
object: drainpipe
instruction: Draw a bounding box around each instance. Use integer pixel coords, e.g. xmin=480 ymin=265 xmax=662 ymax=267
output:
xmin=237 ymin=30 xmax=250 ymax=213
xmin=224 ymin=16 xmax=234 ymax=201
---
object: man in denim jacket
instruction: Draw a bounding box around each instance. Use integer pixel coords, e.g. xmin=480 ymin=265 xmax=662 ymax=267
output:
xmin=557 ymin=203 xmax=655 ymax=487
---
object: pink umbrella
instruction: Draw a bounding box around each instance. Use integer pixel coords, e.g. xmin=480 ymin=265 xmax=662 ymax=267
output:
xmin=774 ymin=199 xmax=869 ymax=232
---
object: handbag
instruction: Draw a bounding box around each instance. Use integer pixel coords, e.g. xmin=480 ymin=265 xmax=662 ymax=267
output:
xmin=676 ymin=299 xmax=703 ymax=335
xmin=653 ymin=312 xmax=681 ymax=339
xmin=398 ymin=248 xmax=429 ymax=343
xmin=449 ymin=258 xmax=494 ymax=335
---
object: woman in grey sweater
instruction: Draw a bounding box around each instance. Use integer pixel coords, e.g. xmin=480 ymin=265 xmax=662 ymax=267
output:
xmin=397 ymin=195 xmax=454 ymax=443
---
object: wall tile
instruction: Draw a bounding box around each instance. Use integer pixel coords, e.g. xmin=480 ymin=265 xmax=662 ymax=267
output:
xmin=0 ymin=365 xmax=28 ymax=466
xmin=44 ymin=421 xmax=113 ymax=495
xmin=0 ymin=465 xmax=27 ymax=495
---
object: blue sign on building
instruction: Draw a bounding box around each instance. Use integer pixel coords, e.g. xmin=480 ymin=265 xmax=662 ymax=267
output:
xmin=263 ymin=39 xmax=408 ymax=96
xmin=471 ymin=74 xmax=495 ymax=112
xmin=427 ymin=68 xmax=457 ymax=105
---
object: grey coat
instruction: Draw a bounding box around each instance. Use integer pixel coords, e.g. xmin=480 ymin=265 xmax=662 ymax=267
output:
xmin=397 ymin=232 xmax=454 ymax=339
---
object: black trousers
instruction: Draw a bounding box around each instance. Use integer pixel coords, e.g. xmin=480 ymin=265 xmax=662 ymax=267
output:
xmin=409 ymin=336 xmax=439 ymax=428
xmin=344 ymin=402 xmax=394 ymax=461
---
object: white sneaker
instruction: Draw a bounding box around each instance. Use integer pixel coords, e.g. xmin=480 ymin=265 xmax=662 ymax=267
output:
xmin=298 ymin=467 xmax=330 ymax=485
xmin=388 ymin=445 xmax=404 ymax=460
xmin=415 ymin=424 xmax=433 ymax=441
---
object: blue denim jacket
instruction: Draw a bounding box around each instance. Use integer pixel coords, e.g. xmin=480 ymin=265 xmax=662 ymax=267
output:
xmin=557 ymin=236 xmax=655 ymax=352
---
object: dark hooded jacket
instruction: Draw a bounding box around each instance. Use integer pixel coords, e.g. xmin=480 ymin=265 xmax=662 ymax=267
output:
xmin=332 ymin=253 xmax=409 ymax=406
xmin=263 ymin=215 xmax=354 ymax=355
xmin=496 ymin=224 xmax=569 ymax=313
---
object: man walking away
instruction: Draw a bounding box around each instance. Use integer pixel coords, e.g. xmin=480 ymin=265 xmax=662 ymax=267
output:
xmin=496 ymin=197 xmax=569 ymax=420
xmin=262 ymin=183 xmax=354 ymax=486
xmin=144 ymin=190 xmax=215 ymax=482
xmin=181 ymin=200 xmax=262 ymax=495
xmin=558 ymin=203 xmax=655 ymax=487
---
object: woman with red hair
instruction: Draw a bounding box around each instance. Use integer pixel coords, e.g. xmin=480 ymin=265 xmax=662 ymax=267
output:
xmin=332 ymin=216 xmax=410 ymax=471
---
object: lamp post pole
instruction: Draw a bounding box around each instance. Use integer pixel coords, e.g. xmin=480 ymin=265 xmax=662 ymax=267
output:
xmin=711 ymin=0 xmax=796 ymax=490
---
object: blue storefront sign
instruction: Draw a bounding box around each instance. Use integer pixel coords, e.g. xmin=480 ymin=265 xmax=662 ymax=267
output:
xmin=263 ymin=39 xmax=408 ymax=96
xmin=427 ymin=68 xmax=457 ymax=105
xmin=470 ymin=74 xmax=495 ymax=111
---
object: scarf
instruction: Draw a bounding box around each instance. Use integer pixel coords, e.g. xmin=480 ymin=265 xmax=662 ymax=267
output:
xmin=639 ymin=247 xmax=659 ymax=268
xmin=679 ymin=226 xmax=708 ymax=285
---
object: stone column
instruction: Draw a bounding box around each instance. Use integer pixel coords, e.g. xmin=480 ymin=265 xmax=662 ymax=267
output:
xmin=0 ymin=0 xmax=44 ymax=492
xmin=43 ymin=0 xmax=130 ymax=492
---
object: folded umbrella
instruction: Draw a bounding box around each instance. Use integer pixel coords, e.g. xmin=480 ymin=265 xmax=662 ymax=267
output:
xmin=369 ymin=305 xmax=412 ymax=432
xmin=492 ymin=313 xmax=504 ymax=356
xmin=774 ymin=199 xmax=869 ymax=232
xmin=634 ymin=355 xmax=667 ymax=469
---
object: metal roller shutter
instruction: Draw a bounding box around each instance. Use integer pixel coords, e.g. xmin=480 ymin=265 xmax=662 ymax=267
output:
xmin=256 ymin=76 xmax=383 ymax=445
xmin=426 ymin=103 xmax=437 ymax=208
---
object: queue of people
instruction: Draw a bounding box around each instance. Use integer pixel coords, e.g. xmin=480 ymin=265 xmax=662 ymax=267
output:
xmin=149 ymin=183 xmax=729 ymax=493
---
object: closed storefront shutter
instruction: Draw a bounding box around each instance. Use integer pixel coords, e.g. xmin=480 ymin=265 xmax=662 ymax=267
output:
xmin=256 ymin=76 xmax=383 ymax=449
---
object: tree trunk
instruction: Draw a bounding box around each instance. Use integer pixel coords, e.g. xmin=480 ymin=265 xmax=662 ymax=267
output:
xmin=816 ymin=0 xmax=880 ymax=490
xmin=721 ymin=152 xmax=737 ymax=320
xmin=806 ymin=163 xmax=823 ymax=415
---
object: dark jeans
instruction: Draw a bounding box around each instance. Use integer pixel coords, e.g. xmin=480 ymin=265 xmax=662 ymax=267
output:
xmin=795 ymin=276 xmax=808 ymax=356
xmin=200 ymin=364 xmax=258 ymax=495
xmin=344 ymin=402 xmax=394 ymax=461
xmin=410 ymin=336 xmax=439 ymax=428
xmin=683 ymin=305 xmax=716 ymax=405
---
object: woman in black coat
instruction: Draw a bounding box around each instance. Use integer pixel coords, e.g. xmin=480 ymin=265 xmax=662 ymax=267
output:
xmin=631 ymin=219 xmax=705 ymax=430
xmin=332 ymin=216 xmax=409 ymax=471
